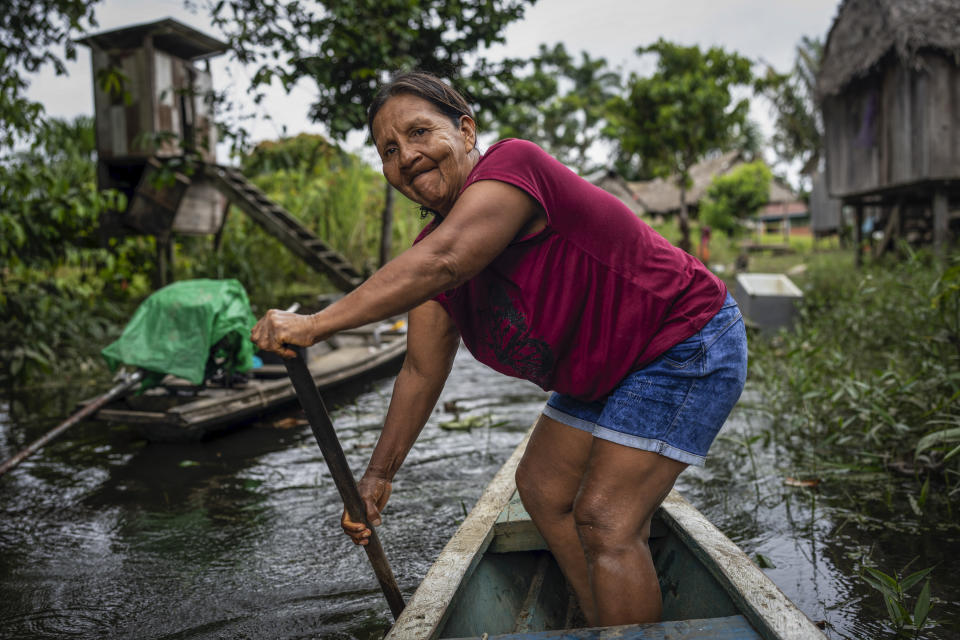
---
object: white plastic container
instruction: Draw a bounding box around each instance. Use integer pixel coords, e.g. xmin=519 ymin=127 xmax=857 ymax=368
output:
xmin=733 ymin=273 xmax=803 ymax=334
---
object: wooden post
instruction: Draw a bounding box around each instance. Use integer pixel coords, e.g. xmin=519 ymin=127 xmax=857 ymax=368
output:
xmin=933 ymin=189 xmax=948 ymax=257
xmin=154 ymin=235 xmax=174 ymax=288
xmin=213 ymin=200 xmax=231 ymax=253
xmin=379 ymin=183 xmax=394 ymax=268
xmin=875 ymin=201 xmax=901 ymax=258
xmin=854 ymin=203 xmax=864 ymax=268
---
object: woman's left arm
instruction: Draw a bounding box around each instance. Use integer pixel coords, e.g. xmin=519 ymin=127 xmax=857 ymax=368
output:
xmin=251 ymin=180 xmax=543 ymax=357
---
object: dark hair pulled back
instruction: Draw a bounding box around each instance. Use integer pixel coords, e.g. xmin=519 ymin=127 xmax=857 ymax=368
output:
xmin=367 ymin=71 xmax=475 ymax=143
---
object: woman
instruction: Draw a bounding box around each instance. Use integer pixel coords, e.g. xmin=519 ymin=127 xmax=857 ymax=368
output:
xmin=250 ymin=71 xmax=747 ymax=626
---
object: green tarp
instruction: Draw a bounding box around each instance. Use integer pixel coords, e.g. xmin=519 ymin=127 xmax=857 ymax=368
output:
xmin=101 ymin=279 xmax=258 ymax=389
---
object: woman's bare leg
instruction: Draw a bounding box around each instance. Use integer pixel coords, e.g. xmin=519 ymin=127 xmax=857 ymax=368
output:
xmin=573 ymin=441 xmax=687 ymax=625
xmin=515 ymin=414 xmax=596 ymax=623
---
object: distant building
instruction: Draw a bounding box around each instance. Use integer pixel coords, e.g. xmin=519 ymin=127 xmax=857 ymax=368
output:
xmin=626 ymin=151 xmax=806 ymax=238
xmin=759 ymin=201 xmax=810 ymax=238
xmin=628 ymin=150 xmax=743 ymax=217
xmin=809 ymin=171 xmax=843 ymax=237
xmin=817 ymin=0 xmax=960 ymax=259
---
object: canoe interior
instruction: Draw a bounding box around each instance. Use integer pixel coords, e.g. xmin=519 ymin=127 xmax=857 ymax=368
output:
xmin=90 ymin=326 xmax=405 ymax=441
xmin=389 ymin=434 xmax=824 ymax=640
xmin=439 ymin=492 xmax=760 ymax=640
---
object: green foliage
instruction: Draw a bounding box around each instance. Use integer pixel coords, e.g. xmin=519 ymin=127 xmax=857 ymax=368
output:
xmin=210 ymin=0 xmax=537 ymax=142
xmin=0 ymin=116 xmax=154 ymax=385
xmin=749 ymin=251 xmax=960 ymax=482
xmin=0 ymin=270 xmax=140 ymax=385
xmin=0 ymin=116 xmax=126 ymax=269
xmin=0 ymin=0 xmax=101 ymax=147
xmin=700 ymin=161 xmax=772 ymax=237
xmin=605 ymin=39 xmax=760 ymax=251
xmin=762 ymin=35 xmax=824 ymax=176
xmin=466 ymin=43 xmax=620 ymax=173
xmin=240 ymin=134 xmax=339 ymax=176
xmin=861 ymin=563 xmax=934 ymax=637
xmin=175 ymin=135 xmax=424 ymax=308
xmin=605 ymin=39 xmax=757 ymax=182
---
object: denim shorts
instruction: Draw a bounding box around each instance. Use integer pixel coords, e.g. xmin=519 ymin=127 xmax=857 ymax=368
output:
xmin=543 ymin=293 xmax=747 ymax=466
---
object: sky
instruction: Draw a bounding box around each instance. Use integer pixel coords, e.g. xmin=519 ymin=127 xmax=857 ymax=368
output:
xmin=25 ymin=0 xmax=842 ymax=179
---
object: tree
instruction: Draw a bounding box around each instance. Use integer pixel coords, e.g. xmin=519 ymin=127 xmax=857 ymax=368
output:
xmin=0 ymin=0 xmax=102 ymax=149
xmin=699 ymin=161 xmax=771 ymax=238
xmin=0 ymin=116 xmax=124 ymax=270
xmin=210 ymin=0 xmax=537 ymax=266
xmin=763 ymin=36 xmax=824 ymax=181
xmin=605 ymin=40 xmax=758 ymax=252
xmin=466 ymin=43 xmax=620 ymax=174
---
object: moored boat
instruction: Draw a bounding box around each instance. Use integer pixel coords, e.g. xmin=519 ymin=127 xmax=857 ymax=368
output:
xmin=387 ymin=432 xmax=828 ymax=640
xmin=88 ymin=322 xmax=406 ymax=442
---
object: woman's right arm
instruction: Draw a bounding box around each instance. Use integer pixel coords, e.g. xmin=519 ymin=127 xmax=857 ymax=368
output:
xmin=342 ymin=299 xmax=460 ymax=545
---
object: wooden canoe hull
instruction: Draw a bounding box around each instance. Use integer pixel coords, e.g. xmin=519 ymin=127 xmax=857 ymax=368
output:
xmin=91 ymin=328 xmax=406 ymax=441
xmin=386 ymin=433 xmax=827 ymax=640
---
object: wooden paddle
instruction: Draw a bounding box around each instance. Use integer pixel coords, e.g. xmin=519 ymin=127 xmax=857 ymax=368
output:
xmin=283 ymin=346 xmax=406 ymax=620
xmin=0 ymin=370 xmax=144 ymax=478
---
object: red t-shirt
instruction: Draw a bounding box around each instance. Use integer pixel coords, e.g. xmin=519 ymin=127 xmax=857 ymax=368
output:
xmin=417 ymin=139 xmax=726 ymax=401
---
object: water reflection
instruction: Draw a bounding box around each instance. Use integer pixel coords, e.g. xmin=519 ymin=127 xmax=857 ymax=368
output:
xmin=1 ymin=349 xmax=958 ymax=639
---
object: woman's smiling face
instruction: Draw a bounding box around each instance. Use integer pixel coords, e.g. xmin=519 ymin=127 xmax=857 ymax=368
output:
xmin=372 ymin=93 xmax=478 ymax=215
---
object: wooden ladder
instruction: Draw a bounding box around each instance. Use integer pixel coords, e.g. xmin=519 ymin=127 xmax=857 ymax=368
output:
xmin=206 ymin=164 xmax=364 ymax=292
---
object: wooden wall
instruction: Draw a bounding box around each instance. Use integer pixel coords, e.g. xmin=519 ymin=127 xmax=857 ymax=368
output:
xmin=809 ymin=171 xmax=842 ymax=234
xmin=823 ymin=51 xmax=960 ymax=199
xmin=90 ymin=45 xmax=217 ymax=164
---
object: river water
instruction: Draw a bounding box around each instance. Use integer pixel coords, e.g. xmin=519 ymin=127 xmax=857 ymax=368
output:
xmin=1 ymin=347 xmax=958 ymax=639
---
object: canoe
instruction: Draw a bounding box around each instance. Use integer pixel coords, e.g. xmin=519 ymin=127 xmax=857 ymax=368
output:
xmin=387 ymin=432 xmax=828 ymax=640
xmin=89 ymin=322 xmax=406 ymax=442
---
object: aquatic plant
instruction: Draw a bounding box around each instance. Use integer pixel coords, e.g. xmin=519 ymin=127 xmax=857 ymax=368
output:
xmin=861 ymin=562 xmax=934 ymax=638
xmin=749 ymin=249 xmax=960 ymax=486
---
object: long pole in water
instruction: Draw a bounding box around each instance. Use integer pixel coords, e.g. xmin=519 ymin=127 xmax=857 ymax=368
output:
xmin=0 ymin=370 xmax=144 ymax=478
xmin=283 ymin=347 xmax=406 ymax=620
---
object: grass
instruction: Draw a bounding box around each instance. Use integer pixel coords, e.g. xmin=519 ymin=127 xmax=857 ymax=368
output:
xmin=747 ymin=246 xmax=960 ymax=491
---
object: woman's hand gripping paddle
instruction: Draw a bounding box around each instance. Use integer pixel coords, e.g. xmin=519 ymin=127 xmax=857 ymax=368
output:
xmin=282 ymin=346 xmax=405 ymax=620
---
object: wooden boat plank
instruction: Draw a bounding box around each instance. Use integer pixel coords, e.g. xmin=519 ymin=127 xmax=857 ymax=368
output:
xmin=445 ymin=614 xmax=762 ymax=639
xmin=384 ymin=431 xmax=532 ymax=640
xmin=173 ymin=340 xmax=405 ymax=431
xmin=657 ymin=494 xmax=826 ymax=640
xmin=86 ymin=408 xmax=170 ymax=424
xmin=389 ymin=429 xmax=828 ymax=640
xmin=88 ymin=329 xmax=405 ymax=440
xmin=169 ymin=343 xmax=395 ymax=417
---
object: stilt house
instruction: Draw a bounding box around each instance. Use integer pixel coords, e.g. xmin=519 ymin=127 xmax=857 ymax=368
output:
xmin=78 ymin=19 xmax=363 ymax=290
xmin=817 ymin=0 xmax=960 ymax=259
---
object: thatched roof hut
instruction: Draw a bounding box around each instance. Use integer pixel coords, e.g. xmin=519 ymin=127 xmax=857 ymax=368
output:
xmin=627 ymin=151 xmax=797 ymax=216
xmin=817 ymin=0 xmax=960 ymax=254
xmin=817 ymin=0 xmax=960 ymax=99
xmin=628 ymin=151 xmax=742 ymax=215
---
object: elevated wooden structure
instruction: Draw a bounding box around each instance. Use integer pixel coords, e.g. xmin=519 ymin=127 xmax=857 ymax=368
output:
xmin=818 ymin=0 xmax=960 ymax=260
xmin=79 ymin=19 xmax=363 ymax=291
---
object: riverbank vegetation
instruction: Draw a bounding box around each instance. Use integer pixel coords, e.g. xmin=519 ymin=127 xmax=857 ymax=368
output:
xmin=751 ymin=249 xmax=960 ymax=488
xmin=650 ymin=212 xmax=960 ymax=493
xmin=0 ymin=122 xmax=420 ymax=387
